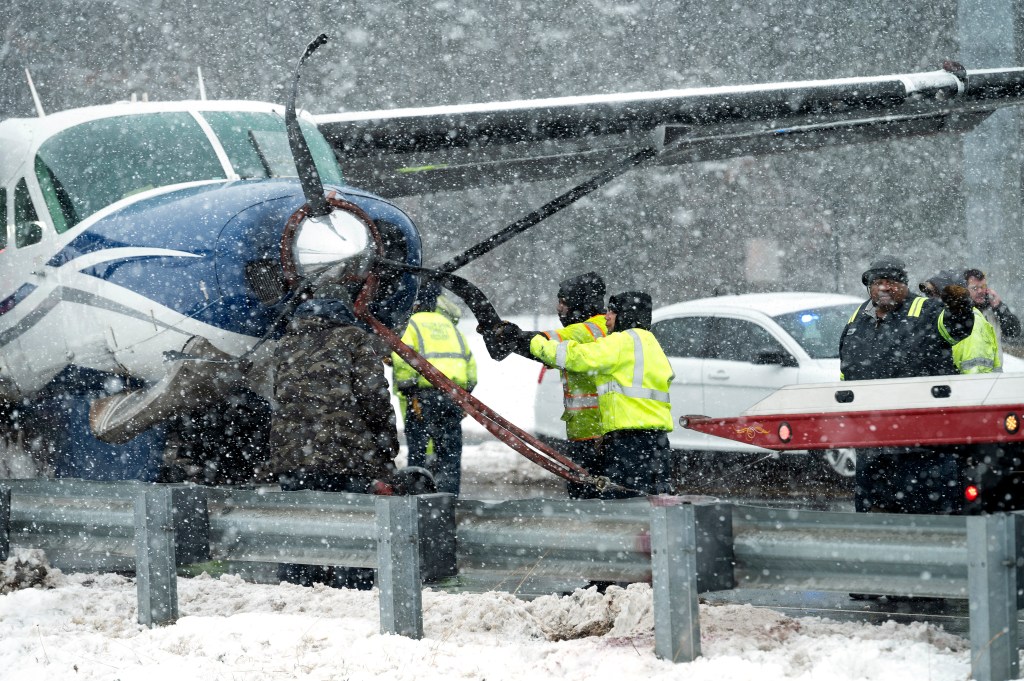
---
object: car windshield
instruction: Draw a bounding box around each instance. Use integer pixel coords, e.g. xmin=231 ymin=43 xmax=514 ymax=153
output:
xmin=772 ymin=303 xmax=860 ymax=359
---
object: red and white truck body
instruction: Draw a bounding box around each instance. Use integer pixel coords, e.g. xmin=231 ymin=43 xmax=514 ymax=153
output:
xmin=682 ymin=373 xmax=1024 ymax=513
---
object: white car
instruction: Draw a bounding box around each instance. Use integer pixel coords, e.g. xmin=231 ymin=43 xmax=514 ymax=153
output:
xmin=535 ymin=292 xmax=864 ymax=479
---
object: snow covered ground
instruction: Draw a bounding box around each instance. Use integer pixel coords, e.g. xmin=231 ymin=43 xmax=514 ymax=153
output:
xmin=0 ymin=314 xmax=991 ymax=680
xmin=0 ymin=551 xmax=975 ymax=681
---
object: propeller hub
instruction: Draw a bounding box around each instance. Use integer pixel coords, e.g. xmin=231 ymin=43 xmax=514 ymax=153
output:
xmin=292 ymin=208 xmax=373 ymax=282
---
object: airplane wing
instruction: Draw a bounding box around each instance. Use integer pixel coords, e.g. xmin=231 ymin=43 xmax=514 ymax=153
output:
xmin=316 ymin=65 xmax=1024 ymax=198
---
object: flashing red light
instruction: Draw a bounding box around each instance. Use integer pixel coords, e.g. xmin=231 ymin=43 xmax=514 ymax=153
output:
xmin=778 ymin=422 xmax=792 ymax=443
xmin=965 ymin=485 xmax=980 ymax=502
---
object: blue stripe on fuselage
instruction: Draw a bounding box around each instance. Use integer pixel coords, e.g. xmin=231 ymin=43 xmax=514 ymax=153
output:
xmin=0 ymin=283 xmax=37 ymax=317
xmin=48 ymin=178 xmax=421 ymax=337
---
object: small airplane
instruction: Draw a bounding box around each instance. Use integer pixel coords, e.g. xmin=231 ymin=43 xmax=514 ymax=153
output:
xmin=2 ymin=34 xmax=1024 ymax=482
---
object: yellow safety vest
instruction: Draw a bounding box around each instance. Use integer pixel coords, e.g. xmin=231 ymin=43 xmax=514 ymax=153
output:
xmin=392 ymin=311 xmax=477 ymax=391
xmin=536 ymin=314 xmax=608 ymax=441
xmin=952 ymin=309 xmax=1001 ymax=374
xmin=531 ymin=328 xmax=674 ymax=434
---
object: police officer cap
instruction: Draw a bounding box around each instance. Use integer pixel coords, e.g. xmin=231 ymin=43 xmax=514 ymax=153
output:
xmin=861 ymin=257 xmax=908 ymax=286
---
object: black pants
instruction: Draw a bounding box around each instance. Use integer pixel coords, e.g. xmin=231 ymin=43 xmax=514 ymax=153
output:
xmin=404 ymin=389 xmax=464 ymax=495
xmin=855 ymin=447 xmax=963 ymax=514
xmin=599 ymin=430 xmax=670 ymax=499
xmin=277 ymin=470 xmax=377 ymax=590
xmin=564 ymin=439 xmax=602 ymax=499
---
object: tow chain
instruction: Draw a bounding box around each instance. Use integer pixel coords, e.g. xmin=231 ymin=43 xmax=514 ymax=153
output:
xmin=353 ymin=270 xmax=619 ymax=494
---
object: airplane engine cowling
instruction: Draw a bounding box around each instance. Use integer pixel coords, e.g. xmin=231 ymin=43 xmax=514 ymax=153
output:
xmin=216 ymin=183 xmax=423 ymax=333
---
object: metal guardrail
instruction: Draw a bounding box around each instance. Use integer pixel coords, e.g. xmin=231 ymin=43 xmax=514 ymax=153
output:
xmin=0 ymin=480 xmax=1022 ymax=681
xmin=202 ymin=487 xmax=456 ymax=582
xmin=456 ymin=497 xmax=732 ymax=591
xmin=732 ymin=505 xmax=975 ymax=598
xmin=2 ymin=479 xmax=208 ymax=572
xmin=0 ymin=480 xmax=456 ymax=638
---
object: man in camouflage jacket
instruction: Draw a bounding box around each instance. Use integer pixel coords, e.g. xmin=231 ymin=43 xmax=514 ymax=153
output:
xmin=265 ymin=300 xmax=400 ymax=588
xmin=267 ymin=308 xmax=399 ymax=490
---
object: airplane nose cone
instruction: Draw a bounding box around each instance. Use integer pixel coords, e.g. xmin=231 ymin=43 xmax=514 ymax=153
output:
xmin=292 ymin=207 xmax=373 ymax=282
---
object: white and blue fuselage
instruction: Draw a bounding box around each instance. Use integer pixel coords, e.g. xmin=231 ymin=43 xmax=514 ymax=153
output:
xmin=0 ymin=100 xmax=420 ymax=399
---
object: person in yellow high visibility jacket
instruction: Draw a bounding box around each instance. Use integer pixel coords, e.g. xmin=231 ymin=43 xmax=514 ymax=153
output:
xmin=530 ymin=291 xmax=674 ymax=498
xmin=530 ymin=273 xmax=609 ymax=498
xmin=479 ymin=282 xmax=670 ymax=497
xmin=479 ymin=272 xmax=609 ymax=497
xmin=954 ymin=309 xmax=1001 ymax=374
xmin=392 ymin=281 xmax=477 ymax=495
xmin=919 ymin=271 xmax=1000 ymax=374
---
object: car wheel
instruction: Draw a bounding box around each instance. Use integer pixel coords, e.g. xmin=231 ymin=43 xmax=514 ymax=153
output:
xmin=823 ymin=448 xmax=856 ymax=478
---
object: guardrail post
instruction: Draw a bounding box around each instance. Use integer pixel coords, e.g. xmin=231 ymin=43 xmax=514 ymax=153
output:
xmin=170 ymin=485 xmax=210 ymax=566
xmin=693 ymin=502 xmax=734 ymax=592
xmin=416 ymin=493 xmax=457 ymax=583
xmin=650 ymin=499 xmax=701 ymax=663
xmin=967 ymin=512 xmax=1023 ymax=681
xmin=375 ymin=495 xmax=423 ymax=639
xmin=0 ymin=484 xmax=9 ymax=562
xmin=135 ymin=485 xmax=179 ymax=627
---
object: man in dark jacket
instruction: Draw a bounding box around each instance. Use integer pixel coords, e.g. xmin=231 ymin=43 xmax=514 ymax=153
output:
xmin=839 ymin=257 xmax=974 ymax=514
xmin=266 ymin=298 xmax=400 ymax=588
xmin=840 ymin=258 xmax=973 ymax=381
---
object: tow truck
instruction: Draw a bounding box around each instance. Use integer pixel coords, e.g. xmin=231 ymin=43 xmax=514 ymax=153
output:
xmin=680 ymin=372 xmax=1024 ymax=513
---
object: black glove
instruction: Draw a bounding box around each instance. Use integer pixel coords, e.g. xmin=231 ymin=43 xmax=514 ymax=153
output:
xmin=479 ymin=320 xmax=524 ymax=361
xmin=940 ymin=284 xmax=972 ymax=316
xmin=511 ymin=327 xmax=535 ymax=358
xmin=386 ymin=467 xmax=438 ymax=495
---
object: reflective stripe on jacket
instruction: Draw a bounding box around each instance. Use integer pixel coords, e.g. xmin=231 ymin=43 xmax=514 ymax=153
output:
xmin=537 ymin=314 xmax=608 ymax=441
xmin=392 ymin=311 xmax=477 ymax=391
xmin=953 ymin=309 xmax=1000 ymax=374
xmin=839 ymin=295 xmax=973 ymax=381
xmin=531 ymin=327 xmax=674 ymax=434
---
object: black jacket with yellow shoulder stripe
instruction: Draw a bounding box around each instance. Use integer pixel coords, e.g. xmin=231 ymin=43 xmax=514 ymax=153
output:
xmin=839 ymin=295 xmax=974 ymax=381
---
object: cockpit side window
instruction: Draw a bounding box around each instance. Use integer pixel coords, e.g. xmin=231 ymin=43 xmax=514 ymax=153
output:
xmin=35 ymin=155 xmax=71 ymax=234
xmin=34 ymin=112 xmax=226 ymax=231
xmin=202 ymin=111 xmax=345 ymax=186
xmin=14 ymin=178 xmax=43 ymax=247
xmin=299 ymin=118 xmax=346 ymax=187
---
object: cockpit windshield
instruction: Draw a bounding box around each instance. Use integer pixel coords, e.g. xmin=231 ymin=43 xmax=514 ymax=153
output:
xmin=33 ymin=109 xmax=345 ymax=232
xmin=201 ymin=111 xmax=344 ymax=186
xmin=34 ymin=112 xmax=226 ymax=232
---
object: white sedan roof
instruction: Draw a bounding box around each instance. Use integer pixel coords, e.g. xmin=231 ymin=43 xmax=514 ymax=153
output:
xmin=654 ymin=291 xmax=863 ymax=319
